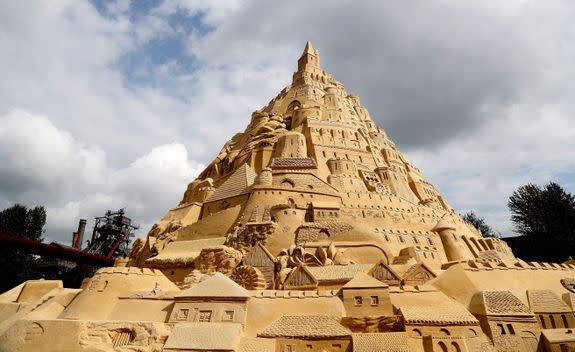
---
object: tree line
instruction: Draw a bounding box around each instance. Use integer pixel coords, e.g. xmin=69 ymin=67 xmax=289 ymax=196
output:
xmin=0 ymin=204 xmax=47 ymax=292
xmin=461 ymin=182 xmax=575 ymax=262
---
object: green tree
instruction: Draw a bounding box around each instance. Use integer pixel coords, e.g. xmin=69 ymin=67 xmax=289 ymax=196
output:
xmin=0 ymin=204 xmax=47 ymax=291
xmin=508 ymin=182 xmax=575 ymax=242
xmin=461 ymin=211 xmax=499 ymax=238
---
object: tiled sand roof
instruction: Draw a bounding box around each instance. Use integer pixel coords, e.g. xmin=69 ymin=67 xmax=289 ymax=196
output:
xmin=176 ymin=272 xmax=249 ymax=299
xmin=307 ymin=264 xmax=373 ymax=282
xmin=144 ymin=238 xmax=225 ymax=268
xmin=270 ymin=157 xmax=317 ymax=169
xmin=206 ymin=163 xmax=257 ymax=202
xmin=352 ymin=332 xmax=408 ymax=352
xmin=527 ymin=290 xmax=571 ymax=313
xmin=400 ymin=305 xmax=479 ymax=326
xmin=238 ymin=337 xmax=276 ymax=352
xmin=483 ymin=291 xmax=531 ymax=315
xmin=164 ymin=322 xmax=242 ymax=350
xmin=258 ymin=315 xmax=351 ymax=338
xmin=343 ymin=273 xmax=388 ymax=289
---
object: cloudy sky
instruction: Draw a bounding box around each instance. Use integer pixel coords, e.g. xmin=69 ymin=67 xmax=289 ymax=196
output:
xmin=1 ymin=0 xmax=574 ymax=243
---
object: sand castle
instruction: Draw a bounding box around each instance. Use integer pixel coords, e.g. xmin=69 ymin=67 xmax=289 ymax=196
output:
xmin=1 ymin=42 xmax=574 ymax=352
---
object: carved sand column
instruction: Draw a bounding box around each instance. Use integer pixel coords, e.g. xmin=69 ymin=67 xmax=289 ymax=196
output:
xmin=434 ymin=219 xmax=473 ymax=262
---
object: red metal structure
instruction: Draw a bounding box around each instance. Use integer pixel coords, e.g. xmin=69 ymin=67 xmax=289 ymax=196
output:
xmin=0 ymin=233 xmax=115 ymax=266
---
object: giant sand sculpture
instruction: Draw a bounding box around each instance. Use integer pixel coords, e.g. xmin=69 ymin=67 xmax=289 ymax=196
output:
xmin=1 ymin=42 xmax=575 ymax=352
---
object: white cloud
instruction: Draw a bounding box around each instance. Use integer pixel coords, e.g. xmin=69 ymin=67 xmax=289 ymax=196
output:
xmin=0 ymin=110 xmax=107 ymax=199
xmin=409 ymin=101 xmax=575 ymax=234
xmin=152 ymin=0 xmax=243 ymax=26
xmin=0 ymin=109 xmax=203 ymax=243
xmin=0 ymin=0 xmax=195 ymax=167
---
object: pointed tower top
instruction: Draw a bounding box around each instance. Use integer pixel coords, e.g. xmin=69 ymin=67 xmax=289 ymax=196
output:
xmin=298 ymin=41 xmax=320 ymax=72
xmin=303 ymin=41 xmax=314 ymax=54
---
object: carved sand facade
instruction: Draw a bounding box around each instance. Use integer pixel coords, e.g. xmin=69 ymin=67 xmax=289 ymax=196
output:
xmin=1 ymin=42 xmax=574 ymax=351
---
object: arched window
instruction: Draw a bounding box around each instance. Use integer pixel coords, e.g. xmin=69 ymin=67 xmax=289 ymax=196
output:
xmin=287 ymin=100 xmax=301 ymax=113
xmin=438 ymin=341 xmax=448 ymax=352
xmin=439 ymin=328 xmax=450 ymax=336
xmin=281 ymin=179 xmax=295 ymax=188
xmin=451 ymin=342 xmax=461 ymax=352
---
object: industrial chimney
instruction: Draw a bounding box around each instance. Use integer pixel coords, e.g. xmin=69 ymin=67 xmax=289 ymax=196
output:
xmin=74 ymin=219 xmax=87 ymax=250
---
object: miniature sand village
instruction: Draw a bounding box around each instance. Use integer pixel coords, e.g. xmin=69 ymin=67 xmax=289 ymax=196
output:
xmin=2 ymin=42 xmax=575 ymax=352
